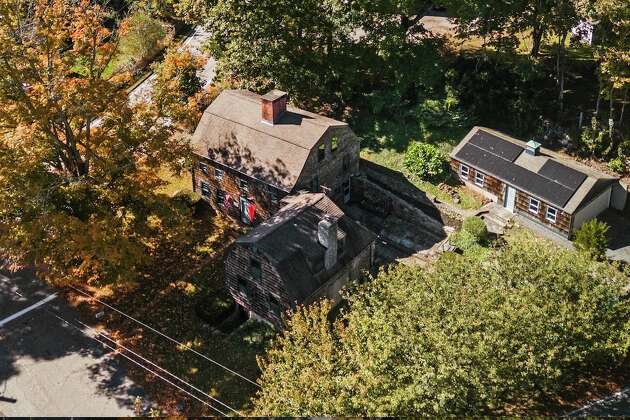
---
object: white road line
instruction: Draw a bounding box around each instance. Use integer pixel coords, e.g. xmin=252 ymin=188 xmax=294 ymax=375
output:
xmin=0 ymin=293 xmax=58 ymax=327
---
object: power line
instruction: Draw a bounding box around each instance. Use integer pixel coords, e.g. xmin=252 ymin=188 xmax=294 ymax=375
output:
xmin=4 ymin=286 xmax=238 ymax=416
xmin=50 ymin=312 xmax=230 ymax=417
xmin=67 ymin=284 xmax=261 ymax=388
xmin=72 ymin=318 xmax=242 ymax=416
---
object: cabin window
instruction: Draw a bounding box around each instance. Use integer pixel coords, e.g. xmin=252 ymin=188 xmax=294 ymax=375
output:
xmin=214 ymin=168 xmax=224 ymax=181
xmin=239 ymin=179 xmax=249 ymax=192
xmin=331 ymin=136 xmax=339 ymax=152
xmin=342 ymin=154 xmax=350 ymax=173
xmin=250 ymin=258 xmax=262 ymax=280
xmin=200 ymin=181 xmax=210 ymax=197
xmin=460 ymin=164 xmax=469 ymax=179
xmin=546 ymin=206 xmax=558 ymax=223
xmin=267 ymin=293 xmax=282 ymax=315
xmin=199 ymin=162 xmax=209 ymax=175
xmin=216 ymin=189 xmax=226 ymax=206
xmin=474 ymin=171 xmax=485 ymax=187
xmin=318 ymin=144 xmax=326 ymax=162
xmin=528 ymin=197 xmax=540 ymax=214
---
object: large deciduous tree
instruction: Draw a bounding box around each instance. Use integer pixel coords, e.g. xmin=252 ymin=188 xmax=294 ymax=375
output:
xmin=254 ymin=231 xmax=630 ymax=416
xmin=0 ymin=0 xmax=194 ymax=286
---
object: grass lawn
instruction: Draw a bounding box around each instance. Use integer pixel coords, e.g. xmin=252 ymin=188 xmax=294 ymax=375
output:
xmin=356 ymin=116 xmax=484 ymax=210
xmin=157 ymin=166 xmax=194 ymax=197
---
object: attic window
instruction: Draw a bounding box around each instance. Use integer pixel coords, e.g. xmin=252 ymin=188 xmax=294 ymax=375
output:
xmin=267 ymin=293 xmax=282 ymax=316
xmin=199 ymin=162 xmax=209 ymax=175
xmin=237 ymin=276 xmax=250 ymax=297
xmin=250 ymin=258 xmax=262 ymax=280
xmin=528 ymin=197 xmax=540 ymax=214
xmin=214 ymin=168 xmax=224 ymax=181
xmin=331 ymin=136 xmax=339 ymax=152
xmin=318 ymin=144 xmax=326 ymax=162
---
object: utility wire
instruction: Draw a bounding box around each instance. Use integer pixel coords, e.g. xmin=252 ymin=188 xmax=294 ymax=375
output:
xmin=67 ymin=284 xmax=261 ymax=388
xmin=72 ymin=318 xmax=242 ymax=416
xmin=4 ymin=286 xmax=236 ymax=416
xmin=50 ymin=313 xmax=230 ymax=417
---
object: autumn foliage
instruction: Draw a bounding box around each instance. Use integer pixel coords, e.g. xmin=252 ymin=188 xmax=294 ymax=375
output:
xmin=0 ymin=0 xmax=197 ymax=286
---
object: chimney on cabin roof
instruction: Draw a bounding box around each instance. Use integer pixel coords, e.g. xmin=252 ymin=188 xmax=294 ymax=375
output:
xmin=261 ymin=90 xmax=288 ymax=125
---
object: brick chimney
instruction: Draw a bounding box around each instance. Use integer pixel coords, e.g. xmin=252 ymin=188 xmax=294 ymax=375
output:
xmin=317 ymin=215 xmax=338 ymax=271
xmin=261 ymin=90 xmax=288 ymax=125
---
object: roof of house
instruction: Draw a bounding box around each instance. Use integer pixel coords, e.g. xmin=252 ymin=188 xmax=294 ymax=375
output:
xmin=450 ymin=127 xmax=618 ymax=214
xmin=190 ymin=90 xmax=348 ymax=192
xmin=235 ymin=193 xmax=376 ymax=303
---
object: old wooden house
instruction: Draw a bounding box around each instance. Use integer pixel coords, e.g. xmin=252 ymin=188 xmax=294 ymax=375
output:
xmin=190 ymin=89 xmax=361 ymax=225
xmin=224 ymin=192 xmax=376 ymax=328
xmin=450 ymin=127 xmax=625 ymax=238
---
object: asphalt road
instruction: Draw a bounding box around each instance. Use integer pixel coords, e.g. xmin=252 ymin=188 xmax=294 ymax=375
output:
xmin=0 ymin=269 xmax=144 ymax=416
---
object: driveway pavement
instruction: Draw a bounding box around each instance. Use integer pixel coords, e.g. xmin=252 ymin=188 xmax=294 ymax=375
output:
xmin=128 ymin=26 xmax=216 ymax=106
xmin=570 ymin=387 xmax=630 ymax=416
xmin=0 ymin=269 xmax=144 ymax=416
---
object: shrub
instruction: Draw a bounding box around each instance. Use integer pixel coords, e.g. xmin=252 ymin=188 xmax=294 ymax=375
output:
xmin=450 ymin=216 xmax=488 ymax=252
xmin=403 ymin=142 xmax=448 ymax=181
xmin=573 ymin=219 xmax=609 ymax=260
xmin=462 ymin=216 xmax=488 ymax=242
xmin=609 ymin=157 xmax=626 ymax=174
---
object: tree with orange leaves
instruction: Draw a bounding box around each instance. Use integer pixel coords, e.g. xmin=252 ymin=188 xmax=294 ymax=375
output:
xmin=0 ymin=0 xmax=197 ymax=286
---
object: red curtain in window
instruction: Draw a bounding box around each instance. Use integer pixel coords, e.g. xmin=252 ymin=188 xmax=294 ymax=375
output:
xmin=247 ymin=202 xmax=256 ymax=222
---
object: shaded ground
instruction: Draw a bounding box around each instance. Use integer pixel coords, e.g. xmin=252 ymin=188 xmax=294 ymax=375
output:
xmin=66 ymin=205 xmax=275 ymax=415
xmin=0 ymin=269 xmax=143 ymax=416
xmin=600 ymin=209 xmax=630 ymax=264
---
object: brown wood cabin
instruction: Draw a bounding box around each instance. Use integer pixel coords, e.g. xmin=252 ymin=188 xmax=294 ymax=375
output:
xmin=450 ymin=127 xmax=624 ymax=238
xmin=190 ymin=89 xmax=361 ymax=225
xmin=225 ymin=193 xmax=376 ymax=329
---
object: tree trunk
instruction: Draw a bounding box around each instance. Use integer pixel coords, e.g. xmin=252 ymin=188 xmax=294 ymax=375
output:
xmin=619 ymin=87 xmax=627 ymax=127
xmin=530 ymin=24 xmax=544 ymax=57
xmin=558 ymin=31 xmax=568 ymax=116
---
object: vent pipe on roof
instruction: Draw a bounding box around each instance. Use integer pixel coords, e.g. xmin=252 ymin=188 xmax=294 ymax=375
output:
xmin=261 ymin=90 xmax=288 ymax=125
xmin=318 ymin=215 xmax=338 ymax=271
xmin=526 ymin=140 xmax=542 ymax=156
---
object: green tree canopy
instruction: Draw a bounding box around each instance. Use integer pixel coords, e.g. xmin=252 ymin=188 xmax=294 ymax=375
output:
xmin=254 ymin=230 xmax=630 ymax=416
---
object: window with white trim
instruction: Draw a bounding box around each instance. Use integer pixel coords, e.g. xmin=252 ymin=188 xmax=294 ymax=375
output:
xmin=474 ymin=171 xmax=485 ymax=187
xmin=198 ymin=162 xmax=209 ymax=175
xmin=459 ymin=163 xmax=469 ymax=179
xmin=214 ymin=168 xmax=224 ymax=181
xmin=545 ymin=206 xmax=557 ymax=223
xmin=528 ymin=197 xmax=540 ymax=214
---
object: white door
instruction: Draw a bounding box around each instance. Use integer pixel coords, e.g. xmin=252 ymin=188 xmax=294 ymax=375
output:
xmin=504 ymin=185 xmax=516 ymax=212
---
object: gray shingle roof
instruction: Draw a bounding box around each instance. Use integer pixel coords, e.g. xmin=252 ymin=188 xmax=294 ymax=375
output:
xmin=236 ymin=193 xmax=376 ymax=302
xmin=450 ymin=127 xmax=617 ymax=213
xmin=190 ymin=90 xmax=347 ymax=191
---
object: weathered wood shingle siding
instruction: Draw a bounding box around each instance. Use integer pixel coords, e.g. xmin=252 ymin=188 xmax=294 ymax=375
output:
xmin=298 ymin=126 xmax=361 ymax=202
xmin=514 ymin=190 xmax=571 ymax=235
xmin=225 ymin=244 xmax=290 ymax=328
xmin=451 ymin=158 xmax=504 ymax=198
xmin=193 ymin=158 xmax=286 ymax=224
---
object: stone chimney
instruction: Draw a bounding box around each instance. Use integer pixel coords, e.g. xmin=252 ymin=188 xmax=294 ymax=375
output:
xmin=261 ymin=90 xmax=288 ymax=125
xmin=526 ymin=140 xmax=542 ymax=156
xmin=317 ymin=215 xmax=338 ymax=271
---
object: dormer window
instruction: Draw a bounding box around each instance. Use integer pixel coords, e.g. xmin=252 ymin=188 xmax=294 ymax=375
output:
xmin=331 ymin=136 xmax=339 ymax=153
xmin=318 ymin=144 xmax=326 ymax=162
